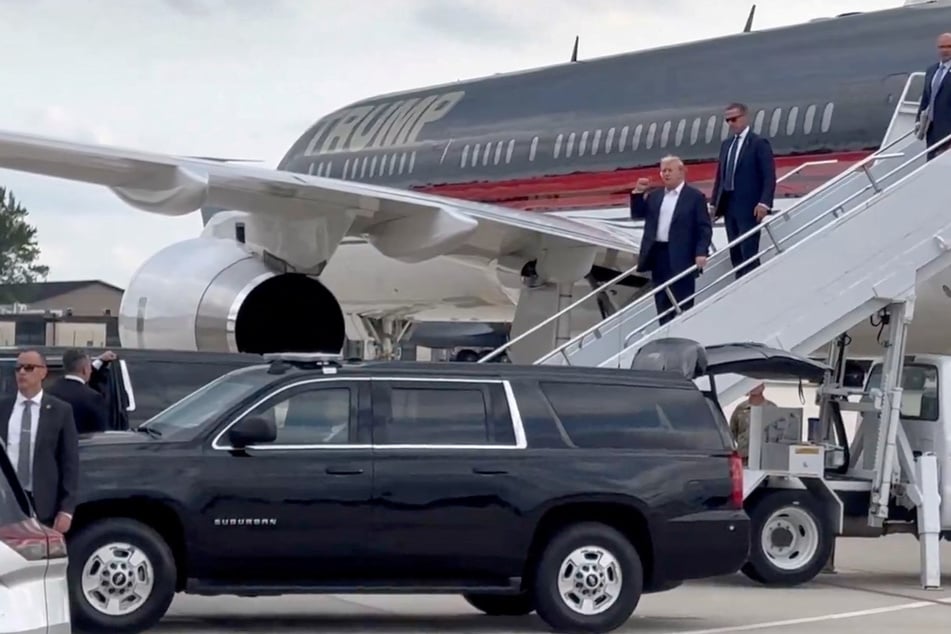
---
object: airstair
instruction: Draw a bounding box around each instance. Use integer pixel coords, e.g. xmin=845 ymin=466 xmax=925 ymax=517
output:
xmin=485 ymin=72 xmax=946 ymax=404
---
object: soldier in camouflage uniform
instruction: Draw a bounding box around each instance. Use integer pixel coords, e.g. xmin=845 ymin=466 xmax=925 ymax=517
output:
xmin=729 ymin=383 xmax=775 ymax=463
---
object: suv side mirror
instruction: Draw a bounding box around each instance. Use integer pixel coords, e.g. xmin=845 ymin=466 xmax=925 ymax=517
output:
xmin=228 ymin=416 xmax=277 ymax=448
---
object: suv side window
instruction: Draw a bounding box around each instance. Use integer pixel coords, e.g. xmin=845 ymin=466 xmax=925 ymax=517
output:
xmin=241 ymin=382 xmax=356 ymax=446
xmin=537 ymin=381 xmax=726 ymax=450
xmin=373 ymin=380 xmax=516 ymax=446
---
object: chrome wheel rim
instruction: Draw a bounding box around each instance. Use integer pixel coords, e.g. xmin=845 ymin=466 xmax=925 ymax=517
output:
xmin=81 ymin=542 xmax=155 ymax=616
xmin=556 ymin=545 xmax=623 ymax=615
xmin=761 ymin=506 xmax=820 ymax=571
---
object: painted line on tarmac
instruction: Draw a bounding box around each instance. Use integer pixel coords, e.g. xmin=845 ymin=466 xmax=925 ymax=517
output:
xmin=662 ymin=596 xmax=951 ymax=634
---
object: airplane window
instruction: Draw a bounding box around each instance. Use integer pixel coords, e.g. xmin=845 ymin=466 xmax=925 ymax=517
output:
xmin=389 ymin=154 xmax=397 ymax=175
xmin=606 ymin=127 xmax=616 ymax=153
xmin=579 ymin=131 xmax=589 ymax=156
xmin=631 ymin=124 xmax=642 ymax=151
xmin=473 ymin=143 xmax=481 ymax=165
xmin=408 ymin=152 xmax=416 ymax=173
xmin=690 ymin=118 xmax=700 ymax=145
xmin=786 ymin=106 xmax=800 ymax=136
xmin=821 ymin=103 xmax=835 ymax=133
xmin=592 ymin=130 xmax=601 ymax=155
xmin=706 ymin=116 xmax=717 ymax=143
xmin=646 ymin=123 xmax=657 ymax=149
xmin=566 ymin=132 xmax=576 ymax=158
xmin=529 ymin=137 xmax=538 ymax=162
xmin=482 ymin=143 xmax=491 ymax=166
xmin=399 ymin=153 xmax=407 ymax=174
xmin=360 ymin=156 xmax=368 ymax=179
xmin=661 ymin=121 xmax=671 ymax=147
xmin=493 ymin=142 xmax=503 ymax=165
xmin=554 ymin=134 xmax=564 ymax=158
xmin=370 ymin=155 xmax=378 ymax=178
xmin=343 ymin=158 xmax=351 ymax=178
xmin=505 ymin=139 xmax=515 ymax=164
xmin=619 ymin=126 xmax=629 ymax=152
xmin=675 ymin=119 xmax=686 ymax=146
xmin=804 ymin=104 xmax=817 ymax=134
xmin=770 ymin=108 xmax=782 ymax=137
xmin=754 ymin=110 xmax=766 ymax=134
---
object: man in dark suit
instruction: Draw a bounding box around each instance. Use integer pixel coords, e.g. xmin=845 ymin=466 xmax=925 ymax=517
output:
xmin=630 ymin=155 xmax=712 ymax=324
xmin=916 ymin=33 xmax=951 ymax=161
xmin=0 ymin=350 xmax=79 ymax=532
xmin=46 ymin=348 xmax=109 ymax=434
xmin=710 ymin=102 xmax=777 ymax=278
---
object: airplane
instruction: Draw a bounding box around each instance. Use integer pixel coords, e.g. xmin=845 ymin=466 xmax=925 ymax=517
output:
xmin=0 ymin=0 xmax=949 ymax=363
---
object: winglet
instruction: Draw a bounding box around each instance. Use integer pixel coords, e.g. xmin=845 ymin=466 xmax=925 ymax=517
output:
xmin=570 ymin=35 xmax=579 ymax=62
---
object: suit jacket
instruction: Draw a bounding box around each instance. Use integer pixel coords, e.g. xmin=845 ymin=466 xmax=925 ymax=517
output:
xmin=47 ymin=377 xmax=109 ymax=434
xmin=918 ymin=62 xmax=951 ymax=146
xmin=630 ymin=183 xmax=712 ymax=273
xmin=710 ymin=130 xmax=776 ymax=220
xmin=0 ymin=393 xmax=79 ymax=523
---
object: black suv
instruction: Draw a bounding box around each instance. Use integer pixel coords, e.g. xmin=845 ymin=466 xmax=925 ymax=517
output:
xmin=63 ymin=339 xmax=823 ymax=633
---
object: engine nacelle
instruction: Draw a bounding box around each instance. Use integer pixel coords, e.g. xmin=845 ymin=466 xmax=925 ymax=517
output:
xmin=118 ymin=237 xmax=345 ymax=354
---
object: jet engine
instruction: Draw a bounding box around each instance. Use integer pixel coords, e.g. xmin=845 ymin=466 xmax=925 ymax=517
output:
xmin=118 ymin=237 xmax=345 ymax=354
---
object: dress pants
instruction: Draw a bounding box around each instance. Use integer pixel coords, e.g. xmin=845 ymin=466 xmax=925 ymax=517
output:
xmin=720 ymin=191 xmax=761 ymax=279
xmin=650 ymin=242 xmax=695 ymax=325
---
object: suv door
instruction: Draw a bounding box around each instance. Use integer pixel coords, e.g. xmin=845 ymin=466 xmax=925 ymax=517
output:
xmin=197 ymin=377 xmax=373 ymax=584
xmin=368 ymin=377 xmax=528 ymax=584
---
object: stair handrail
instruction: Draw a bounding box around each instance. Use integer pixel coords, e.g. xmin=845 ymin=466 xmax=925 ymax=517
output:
xmin=477 ymin=157 xmax=845 ymax=363
xmin=527 ymin=130 xmax=915 ymax=365
xmin=598 ymin=127 xmax=951 ymax=370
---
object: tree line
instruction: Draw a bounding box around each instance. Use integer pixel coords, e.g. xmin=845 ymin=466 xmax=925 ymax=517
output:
xmin=0 ymin=186 xmax=49 ymax=304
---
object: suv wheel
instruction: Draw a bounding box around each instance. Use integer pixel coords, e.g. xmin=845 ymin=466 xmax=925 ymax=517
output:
xmin=532 ymin=522 xmax=643 ymax=633
xmin=463 ymin=592 xmax=534 ymax=616
xmin=742 ymin=490 xmax=834 ymax=586
xmin=67 ymin=518 xmax=177 ymax=633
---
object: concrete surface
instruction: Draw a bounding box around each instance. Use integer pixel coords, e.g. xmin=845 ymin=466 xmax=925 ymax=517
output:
xmin=154 ymin=535 xmax=951 ymax=632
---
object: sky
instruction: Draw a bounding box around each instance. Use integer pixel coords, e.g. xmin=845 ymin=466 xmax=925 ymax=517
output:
xmin=0 ymin=0 xmax=906 ymax=288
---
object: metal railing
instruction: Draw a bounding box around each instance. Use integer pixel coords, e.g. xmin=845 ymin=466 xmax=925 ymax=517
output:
xmin=537 ymin=136 xmax=915 ymax=366
xmin=477 ymin=158 xmax=849 ymax=364
xmin=597 ymin=127 xmax=949 ymax=370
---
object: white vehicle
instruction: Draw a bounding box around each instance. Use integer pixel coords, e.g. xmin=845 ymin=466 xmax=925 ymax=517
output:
xmin=0 ymin=443 xmax=70 ymax=634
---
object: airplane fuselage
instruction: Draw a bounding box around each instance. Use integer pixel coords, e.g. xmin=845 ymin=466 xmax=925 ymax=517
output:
xmin=279 ymin=4 xmax=951 ymax=357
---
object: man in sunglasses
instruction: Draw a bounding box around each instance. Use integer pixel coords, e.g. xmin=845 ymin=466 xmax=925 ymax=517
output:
xmin=709 ymin=102 xmax=777 ymax=279
xmin=0 ymin=350 xmax=79 ymax=533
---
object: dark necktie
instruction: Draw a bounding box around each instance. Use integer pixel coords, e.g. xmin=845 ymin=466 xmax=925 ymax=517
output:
xmin=725 ymin=134 xmax=740 ymax=191
xmin=17 ymin=400 xmax=33 ymax=490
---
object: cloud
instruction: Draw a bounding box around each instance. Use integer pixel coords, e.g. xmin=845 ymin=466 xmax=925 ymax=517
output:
xmin=161 ymin=0 xmax=284 ymax=17
xmin=411 ymin=1 xmax=525 ymax=44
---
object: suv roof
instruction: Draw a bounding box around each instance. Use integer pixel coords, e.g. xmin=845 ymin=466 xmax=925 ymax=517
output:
xmin=260 ymin=339 xmax=830 ymax=384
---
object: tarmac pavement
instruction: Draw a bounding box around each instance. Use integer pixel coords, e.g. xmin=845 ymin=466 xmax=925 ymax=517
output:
xmin=153 ymin=535 xmax=951 ymax=633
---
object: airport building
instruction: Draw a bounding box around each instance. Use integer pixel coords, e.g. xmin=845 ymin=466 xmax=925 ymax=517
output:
xmin=0 ymin=279 xmax=122 ymax=347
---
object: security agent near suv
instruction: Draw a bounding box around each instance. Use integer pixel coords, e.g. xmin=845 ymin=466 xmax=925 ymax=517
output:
xmin=62 ymin=339 xmax=825 ymax=633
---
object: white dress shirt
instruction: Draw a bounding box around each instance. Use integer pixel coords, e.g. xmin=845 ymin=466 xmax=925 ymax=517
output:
xmin=5 ymin=389 xmax=43 ymax=492
xmin=656 ymin=182 xmax=684 ymax=243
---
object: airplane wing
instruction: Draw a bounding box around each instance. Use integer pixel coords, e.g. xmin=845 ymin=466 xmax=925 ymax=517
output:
xmin=0 ymin=129 xmax=639 ymax=265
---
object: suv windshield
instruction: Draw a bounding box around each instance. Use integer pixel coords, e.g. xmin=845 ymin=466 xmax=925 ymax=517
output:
xmin=142 ymin=365 xmax=274 ymax=435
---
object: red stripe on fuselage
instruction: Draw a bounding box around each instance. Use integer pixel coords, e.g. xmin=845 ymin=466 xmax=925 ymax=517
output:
xmin=414 ymin=151 xmax=872 ymax=212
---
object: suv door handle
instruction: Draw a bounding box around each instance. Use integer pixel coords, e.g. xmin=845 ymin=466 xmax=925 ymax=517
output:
xmin=326 ymin=466 xmax=364 ymax=475
xmin=472 ymin=467 xmax=508 ymax=475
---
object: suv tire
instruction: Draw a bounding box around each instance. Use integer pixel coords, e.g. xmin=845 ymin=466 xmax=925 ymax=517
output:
xmin=742 ymin=490 xmax=834 ymax=586
xmin=532 ymin=522 xmax=643 ymax=633
xmin=67 ymin=518 xmax=177 ymax=634
xmin=463 ymin=592 xmax=534 ymax=615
